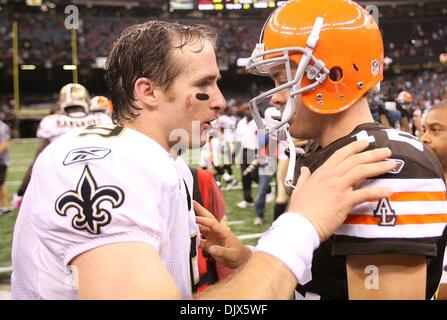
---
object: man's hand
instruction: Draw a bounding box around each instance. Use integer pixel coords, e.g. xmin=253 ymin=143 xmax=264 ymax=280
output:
xmin=288 ymin=140 xmax=395 ymax=241
xmin=194 ymin=201 xmax=252 ymax=269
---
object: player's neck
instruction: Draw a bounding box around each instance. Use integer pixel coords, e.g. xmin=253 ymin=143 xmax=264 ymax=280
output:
xmin=122 ymin=114 xmax=172 ymax=152
xmin=318 ymin=97 xmax=374 ymax=148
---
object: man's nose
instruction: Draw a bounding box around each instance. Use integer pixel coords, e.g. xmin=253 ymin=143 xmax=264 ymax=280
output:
xmin=270 ymin=91 xmax=288 ymax=109
xmin=421 ymin=132 xmax=431 ymax=145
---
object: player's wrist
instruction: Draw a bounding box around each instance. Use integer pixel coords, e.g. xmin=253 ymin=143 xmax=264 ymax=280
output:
xmin=255 ymin=212 xmax=320 ymax=285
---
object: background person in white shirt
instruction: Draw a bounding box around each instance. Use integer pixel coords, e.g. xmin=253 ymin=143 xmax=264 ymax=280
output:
xmin=235 ymin=103 xmax=259 ymax=208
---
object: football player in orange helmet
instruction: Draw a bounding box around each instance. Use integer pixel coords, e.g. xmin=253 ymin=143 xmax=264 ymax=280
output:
xmin=396 ymin=91 xmax=413 ymax=106
xmin=246 ymin=0 xmax=447 ymax=300
xmin=89 ymin=95 xmax=114 ymax=124
xmin=247 ymin=0 xmax=383 ymax=188
xmin=396 ymin=91 xmax=413 ymax=133
xmin=89 ymin=95 xmax=113 ymax=115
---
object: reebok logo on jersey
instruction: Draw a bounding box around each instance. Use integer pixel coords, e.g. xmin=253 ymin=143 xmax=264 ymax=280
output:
xmin=63 ymin=147 xmax=111 ymax=165
xmin=55 ymin=165 xmax=125 ymax=235
xmin=388 ymin=158 xmax=405 ymax=174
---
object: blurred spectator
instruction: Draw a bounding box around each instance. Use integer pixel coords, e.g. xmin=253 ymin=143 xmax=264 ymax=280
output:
xmin=421 ymin=100 xmax=447 ymax=180
xmin=217 ymin=106 xmax=238 ymax=191
xmin=189 ymin=166 xmax=233 ymax=292
xmin=0 ymin=119 xmax=11 ymax=214
xmin=235 ymin=103 xmax=258 ymax=209
xmin=420 ymin=100 xmax=447 ymax=300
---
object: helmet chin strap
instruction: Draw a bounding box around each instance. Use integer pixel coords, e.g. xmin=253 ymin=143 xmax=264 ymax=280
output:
xmin=284 ymin=130 xmax=297 ymax=189
xmin=281 ymin=17 xmax=324 ymax=190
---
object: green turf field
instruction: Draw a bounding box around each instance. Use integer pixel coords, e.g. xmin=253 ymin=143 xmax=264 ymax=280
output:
xmin=0 ymin=139 xmax=39 ymax=268
xmin=0 ymin=140 xmax=274 ymax=269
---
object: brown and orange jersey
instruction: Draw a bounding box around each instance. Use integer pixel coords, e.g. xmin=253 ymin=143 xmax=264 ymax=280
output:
xmin=296 ymin=122 xmax=447 ymax=300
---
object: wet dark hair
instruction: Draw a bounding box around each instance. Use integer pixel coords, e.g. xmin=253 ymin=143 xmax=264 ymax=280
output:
xmin=106 ymin=20 xmax=217 ymax=123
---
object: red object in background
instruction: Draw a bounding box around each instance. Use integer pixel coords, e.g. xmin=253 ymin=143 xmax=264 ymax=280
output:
xmin=194 ymin=168 xmax=234 ymax=292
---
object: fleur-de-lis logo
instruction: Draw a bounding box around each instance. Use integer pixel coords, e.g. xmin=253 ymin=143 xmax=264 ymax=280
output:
xmin=55 ymin=165 xmax=124 ymax=234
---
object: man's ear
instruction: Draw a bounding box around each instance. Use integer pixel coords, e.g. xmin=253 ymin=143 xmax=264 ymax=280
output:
xmin=134 ymin=78 xmax=159 ymax=108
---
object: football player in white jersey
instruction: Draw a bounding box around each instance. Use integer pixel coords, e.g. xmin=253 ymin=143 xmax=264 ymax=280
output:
xmin=37 ymin=83 xmax=110 ymax=143
xmin=12 ymin=20 xmax=395 ymax=300
xmin=217 ymin=107 xmax=238 ymax=190
xmin=12 ymin=84 xmax=113 ymax=208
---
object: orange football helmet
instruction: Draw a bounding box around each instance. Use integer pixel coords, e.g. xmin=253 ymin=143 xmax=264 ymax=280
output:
xmin=246 ymin=0 xmax=384 ymax=131
xmin=396 ymin=91 xmax=413 ymax=105
xmin=89 ymin=96 xmax=113 ymax=114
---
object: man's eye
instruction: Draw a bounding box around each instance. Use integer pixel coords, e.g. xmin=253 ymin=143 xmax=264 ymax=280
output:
xmin=198 ymin=81 xmax=211 ymax=87
xmin=276 ymin=79 xmax=287 ymax=86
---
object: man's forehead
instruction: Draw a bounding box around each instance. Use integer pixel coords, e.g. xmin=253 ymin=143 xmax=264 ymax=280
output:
xmin=185 ymin=60 xmax=220 ymax=80
xmin=427 ymin=107 xmax=447 ymax=125
xmin=172 ymin=37 xmax=214 ymax=58
xmin=172 ymin=39 xmax=219 ymax=76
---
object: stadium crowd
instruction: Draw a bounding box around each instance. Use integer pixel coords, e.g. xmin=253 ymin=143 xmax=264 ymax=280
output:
xmin=0 ymin=8 xmax=446 ymax=67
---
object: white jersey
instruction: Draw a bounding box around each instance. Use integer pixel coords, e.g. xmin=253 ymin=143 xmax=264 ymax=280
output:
xmin=217 ymin=114 xmax=237 ymax=143
xmin=236 ymin=117 xmax=258 ymax=150
xmin=12 ymin=125 xmax=199 ymax=299
xmin=37 ymin=112 xmax=113 ymax=142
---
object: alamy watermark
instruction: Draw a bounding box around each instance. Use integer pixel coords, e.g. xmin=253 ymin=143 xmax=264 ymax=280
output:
xmin=365 ymin=5 xmax=380 ymax=25
xmin=364 ymin=265 xmax=379 ymax=290
xmin=64 ymin=5 xmax=79 ymax=30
